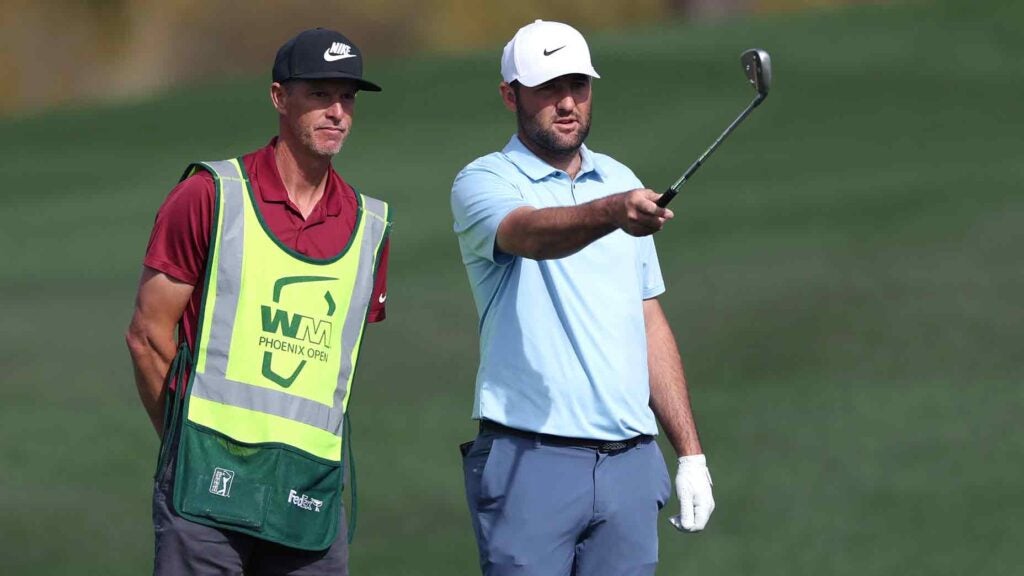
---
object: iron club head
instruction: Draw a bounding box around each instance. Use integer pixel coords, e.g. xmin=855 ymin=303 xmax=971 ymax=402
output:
xmin=741 ymin=49 xmax=772 ymax=97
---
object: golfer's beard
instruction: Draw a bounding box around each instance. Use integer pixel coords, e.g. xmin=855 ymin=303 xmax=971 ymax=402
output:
xmin=518 ymin=108 xmax=591 ymax=157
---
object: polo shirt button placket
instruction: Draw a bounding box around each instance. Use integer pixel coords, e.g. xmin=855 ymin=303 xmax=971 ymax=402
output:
xmin=295 ymin=216 xmax=313 ymax=256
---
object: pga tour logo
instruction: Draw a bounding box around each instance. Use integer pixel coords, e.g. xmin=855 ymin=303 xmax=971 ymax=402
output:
xmin=209 ymin=467 xmax=235 ymax=497
xmin=288 ymin=489 xmax=324 ymax=512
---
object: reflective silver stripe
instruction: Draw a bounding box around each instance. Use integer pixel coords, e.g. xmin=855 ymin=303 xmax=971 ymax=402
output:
xmin=191 ymin=372 xmax=333 ymax=430
xmin=201 ymin=160 xmax=247 ymax=377
xmin=328 ymin=196 xmax=390 ymax=433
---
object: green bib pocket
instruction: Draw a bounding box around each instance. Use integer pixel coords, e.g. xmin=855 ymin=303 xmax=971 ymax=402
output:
xmin=173 ymin=422 xmax=341 ymax=550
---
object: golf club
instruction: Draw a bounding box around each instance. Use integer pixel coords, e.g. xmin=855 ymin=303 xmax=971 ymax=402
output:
xmin=656 ymin=48 xmax=772 ymax=208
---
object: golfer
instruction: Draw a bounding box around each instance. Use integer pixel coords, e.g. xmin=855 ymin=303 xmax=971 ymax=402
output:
xmin=125 ymin=28 xmax=390 ymax=575
xmin=451 ymin=20 xmax=714 ymax=575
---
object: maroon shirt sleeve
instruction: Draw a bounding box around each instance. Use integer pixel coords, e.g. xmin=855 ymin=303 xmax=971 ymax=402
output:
xmin=143 ymin=172 xmax=214 ymax=285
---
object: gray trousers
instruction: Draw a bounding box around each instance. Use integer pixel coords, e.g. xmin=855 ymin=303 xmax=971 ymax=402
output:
xmin=152 ymin=450 xmax=348 ymax=576
xmin=462 ymin=425 xmax=671 ymax=576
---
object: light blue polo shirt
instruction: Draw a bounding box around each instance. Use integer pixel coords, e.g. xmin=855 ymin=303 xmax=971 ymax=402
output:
xmin=451 ymin=135 xmax=665 ymax=440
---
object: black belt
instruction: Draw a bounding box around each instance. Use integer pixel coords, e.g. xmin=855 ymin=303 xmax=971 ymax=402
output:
xmin=480 ymin=420 xmax=650 ymax=454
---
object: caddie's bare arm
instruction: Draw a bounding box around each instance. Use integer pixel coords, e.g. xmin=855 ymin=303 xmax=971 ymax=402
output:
xmin=125 ymin=267 xmax=194 ymax=436
xmin=496 ymin=190 xmax=674 ymax=260
xmin=643 ymin=298 xmax=702 ymax=457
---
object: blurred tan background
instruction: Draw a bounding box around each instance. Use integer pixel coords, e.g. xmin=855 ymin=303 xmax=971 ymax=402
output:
xmin=1 ymin=0 xmax=867 ymax=115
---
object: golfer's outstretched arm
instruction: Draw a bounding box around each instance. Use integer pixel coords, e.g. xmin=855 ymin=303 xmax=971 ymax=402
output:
xmin=125 ymin=267 xmax=193 ymax=436
xmin=644 ymin=297 xmax=702 ymax=456
xmin=496 ymin=189 xmax=674 ymax=260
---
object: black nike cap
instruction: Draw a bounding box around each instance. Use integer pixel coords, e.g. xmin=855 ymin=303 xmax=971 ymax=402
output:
xmin=272 ymin=28 xmax=382 ymax=92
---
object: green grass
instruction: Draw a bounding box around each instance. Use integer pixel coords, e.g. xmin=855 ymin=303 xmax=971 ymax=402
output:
xmin=2 ymin=0 xmax=1022 ymax=573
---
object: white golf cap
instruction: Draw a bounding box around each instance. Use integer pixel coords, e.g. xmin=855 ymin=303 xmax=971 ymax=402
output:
xmin=501 ymin=20 xmax=601 ymax=87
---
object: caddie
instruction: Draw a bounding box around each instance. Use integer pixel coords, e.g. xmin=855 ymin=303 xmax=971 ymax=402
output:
xmin=451 ymin=20 xmax=715 ymax=575
xmin=125 ymin=28 xmax=390 ymax=575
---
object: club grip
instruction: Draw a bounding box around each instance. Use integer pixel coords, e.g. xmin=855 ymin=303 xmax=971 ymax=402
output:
xmin=656 ymin=189 xmax=677 ymax=208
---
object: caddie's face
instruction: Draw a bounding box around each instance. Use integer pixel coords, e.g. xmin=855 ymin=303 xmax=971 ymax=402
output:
xmin=503 ymin=74 xmax=592 ymax=156
xmin=273 ymin=79 xmax=358 ymax=158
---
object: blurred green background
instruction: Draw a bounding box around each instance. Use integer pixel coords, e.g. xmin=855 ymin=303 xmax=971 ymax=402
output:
xmin=2 ymin=0 xmax=1022 ymax=574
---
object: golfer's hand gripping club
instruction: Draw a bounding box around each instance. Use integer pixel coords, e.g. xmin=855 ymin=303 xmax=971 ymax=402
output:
xmin=670 ymin=454 xmax=715 ymax=532
xmin=615 ymin=189 xmax=673 ymax=237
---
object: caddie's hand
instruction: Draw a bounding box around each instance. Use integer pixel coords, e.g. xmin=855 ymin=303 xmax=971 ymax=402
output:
xmin=669 ymin=454 xmax=715 ymax=532
xmin=614 ymin=189 xmax=674 ymax=236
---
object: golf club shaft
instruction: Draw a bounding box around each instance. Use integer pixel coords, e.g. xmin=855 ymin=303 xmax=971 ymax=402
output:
xmin=657 ymin=92 xmax=766 ymax=208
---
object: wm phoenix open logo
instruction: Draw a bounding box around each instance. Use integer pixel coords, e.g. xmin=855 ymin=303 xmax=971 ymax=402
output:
xmin=258 ymin=275 xmax=337 ymax=387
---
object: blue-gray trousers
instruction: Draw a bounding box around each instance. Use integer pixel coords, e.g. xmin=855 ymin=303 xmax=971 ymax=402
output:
xmin=463 ymin=425 xmax=671 ymax=576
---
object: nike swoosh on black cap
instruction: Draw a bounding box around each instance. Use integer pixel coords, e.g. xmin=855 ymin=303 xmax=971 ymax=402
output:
xmin=273 ymin=28 xmax=382 ymax=92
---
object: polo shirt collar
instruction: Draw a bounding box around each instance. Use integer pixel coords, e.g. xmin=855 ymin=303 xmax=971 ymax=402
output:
xmin=255 ymin=137 xmax=343 ymax=217
xmin=502 ymin=134 xmax=605 ymax=181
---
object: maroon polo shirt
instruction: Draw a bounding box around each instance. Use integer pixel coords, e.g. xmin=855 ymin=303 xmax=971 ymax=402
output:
xmin=144 ymin=138 xmax=389 ymax=357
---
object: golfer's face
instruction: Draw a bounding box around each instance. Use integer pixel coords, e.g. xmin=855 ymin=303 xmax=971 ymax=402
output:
xmin=282 ymin=79 xmax=358 ymax=157
xmin=516 ymin=74 xmax=592 ymax=153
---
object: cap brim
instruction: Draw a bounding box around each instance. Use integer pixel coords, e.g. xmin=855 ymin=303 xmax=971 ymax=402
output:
xmin=287 ymin=71 xmax=382 ymax=92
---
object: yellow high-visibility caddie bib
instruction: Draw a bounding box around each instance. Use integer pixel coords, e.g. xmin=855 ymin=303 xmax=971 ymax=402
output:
xmin=159 ymin=158 xmax=389 ymax=550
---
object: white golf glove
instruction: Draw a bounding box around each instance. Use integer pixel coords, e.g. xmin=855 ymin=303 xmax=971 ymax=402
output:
xmin=669 ymin=454 xmax=715 ymax=532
